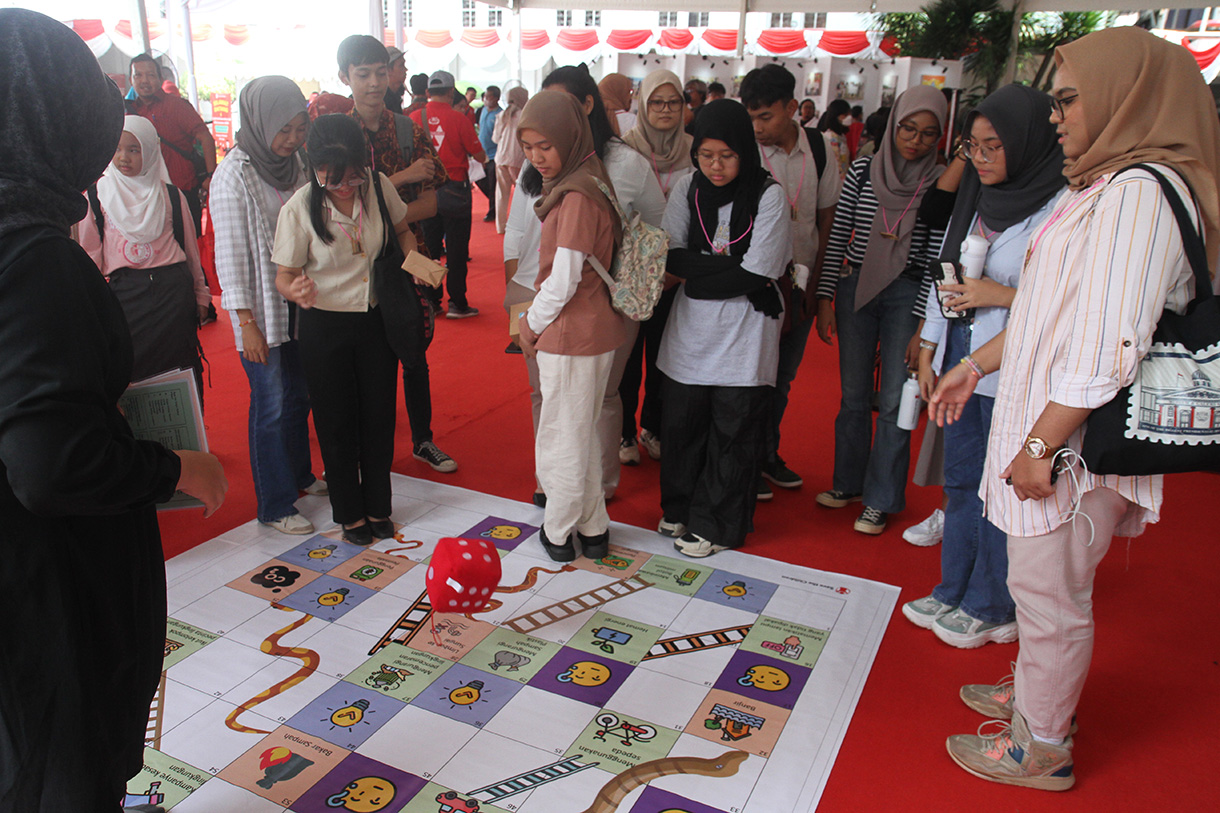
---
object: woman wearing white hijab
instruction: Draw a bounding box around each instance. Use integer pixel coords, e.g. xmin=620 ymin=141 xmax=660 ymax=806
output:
xmin=77 ymin=114 xmax=209 ymax=391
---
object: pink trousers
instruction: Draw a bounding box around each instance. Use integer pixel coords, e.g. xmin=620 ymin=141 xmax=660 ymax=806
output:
xmin=1008 ymin=486 xmax=1131 ymax=740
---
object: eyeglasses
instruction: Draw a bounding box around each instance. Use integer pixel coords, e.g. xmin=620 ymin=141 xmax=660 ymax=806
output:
xmin=316 ymin=172 xmax=366 ymax=190
xmin=647 ymin=98 xmax=683 ymax=111
xmin=896 ymin=122 xmax=941 ymax=145
xmin=1050 ymin=93 xmax=1079 ymax=119
xmin=695 ymin=150 xmax=739 ymax=166
xmin=962 ymin=139 xmax=1004 ymax=164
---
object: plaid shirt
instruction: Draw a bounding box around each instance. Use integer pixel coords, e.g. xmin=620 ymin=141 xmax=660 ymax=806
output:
xmin=353 ymin=108 xmax=447 ymax=252
xmin=212 ymin=147 xmax=303 ymax=350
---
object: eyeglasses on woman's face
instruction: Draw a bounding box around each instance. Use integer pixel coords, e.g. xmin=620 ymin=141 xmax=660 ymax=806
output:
xmin=1049 ymin=93 xmax=1079 ymax=120
xmin=962 ymin=139 xmax=1004 ymax=164
xmin=695 ymin=149 xmax=740 ymax=167
xmin=647 ymin=98 xmax=683 ymax=111
xmin=896 ymin=121 xmax=941 ymax=145
xmin=315 ymin=170 xmax=366 ymax=190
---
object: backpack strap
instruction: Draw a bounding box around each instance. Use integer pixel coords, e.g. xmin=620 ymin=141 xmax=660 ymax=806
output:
xmin=86 ymin=184 xmax=105 ymax=237
xmin=166 ymin=183 xmax=185 ymax=253
xmin=393 ymin=112 xmax=415 ymax=167
xmin=1115 ymin=163 xmax=1212 ymax=307
xmin=803 ymin=126 xmax=827 ymax=180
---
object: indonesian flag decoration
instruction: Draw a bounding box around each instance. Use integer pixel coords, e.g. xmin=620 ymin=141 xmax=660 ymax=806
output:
xmin=426 ymin=538 xmax=502 ymax=615
xmin=656 ymin=27 xmax=695 ymax=55
xmin=752 ymin=28 xmax=812 ymax=57
xmin=1182 ymin=35 xmax=1220 ymax=83
xmin=699 ymin=28 xmax=741 ymax=56
xmin=458 ymin=28 xmax=502 ymax=68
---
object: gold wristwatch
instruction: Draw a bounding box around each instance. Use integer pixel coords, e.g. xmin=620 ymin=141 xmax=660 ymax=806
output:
xmin=1023 ymin=435 xmax=1052 ymax=460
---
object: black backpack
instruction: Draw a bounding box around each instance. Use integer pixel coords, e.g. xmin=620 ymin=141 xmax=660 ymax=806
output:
xmin=801 ymin=126 xmax=828 ymax=181
xmin=86 ymin=182 xmax=186 ymax=252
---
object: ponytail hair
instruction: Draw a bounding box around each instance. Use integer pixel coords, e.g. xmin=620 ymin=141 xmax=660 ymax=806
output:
xmin=303 ymin=114 xmax=369 ymax=244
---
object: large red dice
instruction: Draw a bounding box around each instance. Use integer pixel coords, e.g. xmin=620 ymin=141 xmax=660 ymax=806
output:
xmin=426 ymin=537 xmax=502 ymax=613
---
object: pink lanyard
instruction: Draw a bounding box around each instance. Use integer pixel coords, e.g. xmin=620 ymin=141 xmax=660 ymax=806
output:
xmin=975 ymin=218 xmax=998 ymax=241
xmin=332 ymin=197 xmax=365 ymax=256
xmin=651 ymin=152 xmax=675 ymax=197
xmin=760 ymin=145 xmax=806 ymax=220
xmin=694 ymin=190 xmax=752 ymax=255
xmin=879 ymin=175 xmax=927 ymax=239
xmin=1024 ymin=177 xmax=1106 ymax=263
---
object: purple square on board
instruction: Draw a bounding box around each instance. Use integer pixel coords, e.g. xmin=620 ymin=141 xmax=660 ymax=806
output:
xmin=279 ymin=534 xmax=363 ymax=573
xmin=285 ymin=683 xmax=406 ymax=750
xmin=693 ymin=570 xmax=778 ymax=613
xmin=712 ymin=650 xmax=812 ymax=711
xmin=526 ymin=646 xmax=632 ymax=707
xmin=277 ymin=576 xmax=376 ymax=622
xmin=456 ymin=516 xmax=540 ymax=552
xmin=409 ymin=661 xmax=522 ymax=728
xmin=634 ymin=785 xmax=729 ymax=813
xmin=290 ymin=752 xmax=426 ymax=813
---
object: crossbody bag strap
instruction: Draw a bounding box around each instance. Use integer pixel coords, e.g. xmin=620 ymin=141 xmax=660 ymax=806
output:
xmin=369 ymin=173 xmax=397 ymax=255
xmin=1118 ymin=163 xmax=1212 ymax=307
xmin=86 ymin=184 xmax=105 ymax=237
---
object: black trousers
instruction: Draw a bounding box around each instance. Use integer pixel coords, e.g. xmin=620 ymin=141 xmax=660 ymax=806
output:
xmin=422 ymin=211 xmax=472 ymax=309
xmin=474 ymin=159 xmax=496 ymax=217
xmin=401 ymin=355 xmax=433 ymax=446
xmin=298 ymin=307 xmax=398 ymax=525
xmin=619 ymin=286 xmax=676 ymax=440
xmin=659 ymin=377 xmax=771 ymax=549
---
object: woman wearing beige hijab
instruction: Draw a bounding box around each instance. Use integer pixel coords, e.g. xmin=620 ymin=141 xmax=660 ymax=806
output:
xmin=617 ymin=69 xmax=696 ymax=465
xmin=516 ymin=91 xmax=626 ymax=563
xmin=932 ymin=27 xmax=1220 ymax=790
xmin=598 ymin=72 xmax=636 ymax=136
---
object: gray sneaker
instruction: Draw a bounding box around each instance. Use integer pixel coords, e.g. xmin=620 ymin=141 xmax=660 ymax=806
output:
xmin=901 ymin=594 xmax=956 ymax=630
xmin=934 ymin=607 xmax=1019 ymax=648
xmin=961 ymin=666 xmax=1079 ymax=734
xmin=946 ymin=710 xmax=1075 ymax=791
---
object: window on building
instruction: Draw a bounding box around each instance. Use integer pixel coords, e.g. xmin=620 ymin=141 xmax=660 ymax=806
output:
xmin=557 ymin=10 xmax=572 ymax=26
xmin=488 ymin=7 xmax=502 ymax=27
xmin=659 ymin=12 xmax=678 ymax=27
xmin=462 ymin=0 xmax=476 ymax=28
xmin=687 ymin=12 xmax=709 ymax=27
xmin=770 ymin=13 xmax=794 ymax=28
xmin=585 ymin=11 xmax=601 ymax=27
xmin=805 ymin=13 xmax=828 ymax=28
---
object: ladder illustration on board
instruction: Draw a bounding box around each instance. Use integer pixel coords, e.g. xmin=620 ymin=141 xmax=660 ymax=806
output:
xmin=145 ymin=671 xmax=167 ymax=749
xmin=467 ymin=754 xmax=600 ymax=803
xmin=641 ymin=624 xmax=753 ymax=661
xmin=503 ymin=576 xmax=654 ymax=634
xmin=368 ymin=591 xmax=434 ymax=656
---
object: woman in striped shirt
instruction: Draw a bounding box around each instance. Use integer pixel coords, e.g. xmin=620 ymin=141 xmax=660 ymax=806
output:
xmin=931 ymin=27 xmax=1220 ymax=790
xmin=814 ymin=86 xmax=947 ymax=535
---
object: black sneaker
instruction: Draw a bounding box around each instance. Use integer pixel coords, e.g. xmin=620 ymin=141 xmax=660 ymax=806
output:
xmin=577 ymin=530 xmax=610 ymax=560
xmin=853 ymin=506 xmax=888 ymax=535
xmin=540 ymin=527 xmax=576 ymax=562
xmin=413 ymin=441 xmax=457 ymax=473
xmin=446 ymin=303 xmax=480 ymax=319
xmin=815 ymin=489 xmax=863 ymax=508
xmin=762 ymin=458 xmax=803 ymax=488
xmin=757 ymin=478 xmax=773 ymax=502
xmin=505 ymin=341 xmax=523 ymax=355
xmin=532 ymin=492 xmax=547 ymax=508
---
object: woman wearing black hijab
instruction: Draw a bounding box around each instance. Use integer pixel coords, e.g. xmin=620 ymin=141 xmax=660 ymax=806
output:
xmin=0 ymin=10 xmax=226 ymax=811
xmin=902 ymin=84 xmax=1065 ymax=649
xmin=655 ymin=99 xmax=791 ymax=558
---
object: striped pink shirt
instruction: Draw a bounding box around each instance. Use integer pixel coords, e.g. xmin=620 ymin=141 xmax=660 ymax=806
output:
xmin=983 ymin=166 xmax=1200 ymax=537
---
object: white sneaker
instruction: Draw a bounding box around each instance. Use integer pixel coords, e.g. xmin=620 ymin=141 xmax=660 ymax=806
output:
xmin=263 ymin=512 xmax=315 ymax=535
xmin=657 ymin=517 xmax=687 ymax=538
xmin=674 ymin=532 xmax=730 ymax=558
xmin=902 ymin=594 xmax=956 ymax=630
xmin=934 ymin=607 xmax=1019 ymax=649
xmin=619 ymin=437 xmax=640 ymax=466
xmin=303 ymin=478 xmax=328 ymax=496
xmin=638 ymin=429 xmax=662 ymax=460
xmin=903 ymin=508 xmax=944 ymax=547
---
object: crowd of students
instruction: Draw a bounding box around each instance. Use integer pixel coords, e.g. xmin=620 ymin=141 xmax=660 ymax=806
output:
xmin=3 ymin=7 xmax=1219 ymax=807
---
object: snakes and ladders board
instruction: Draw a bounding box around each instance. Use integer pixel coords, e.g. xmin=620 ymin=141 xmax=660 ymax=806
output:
xmin=135 ymin=476 xmax=897 ymax=813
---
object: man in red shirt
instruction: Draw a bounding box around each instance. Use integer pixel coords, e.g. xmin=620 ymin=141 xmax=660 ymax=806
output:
xmin=126 ymin=53 xmax=215 ymax=233
xmin=410 ymin=70 xmax=486 ymax=319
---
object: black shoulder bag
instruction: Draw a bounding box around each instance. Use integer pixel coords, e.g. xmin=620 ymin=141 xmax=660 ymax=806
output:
xmin=370 ymin=176 xmax=427 ymax=362
xmin=1080 ymin=164 xmax=1220 ymax=475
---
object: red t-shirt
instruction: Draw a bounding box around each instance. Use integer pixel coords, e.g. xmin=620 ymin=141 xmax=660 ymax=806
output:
xmin=410 ymin=101 xmax=482 ymax=181
xmin=130 ymin=93 xmax=209 ymax=191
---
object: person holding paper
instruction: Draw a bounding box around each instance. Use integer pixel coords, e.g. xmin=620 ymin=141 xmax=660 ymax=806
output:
xmin=0 ymin=10 xmax=227 ymax=809
xmin=273 ymin=115 xmax=415 ymax=548
xmin=212 ymin=75 xmax=326 ymax=536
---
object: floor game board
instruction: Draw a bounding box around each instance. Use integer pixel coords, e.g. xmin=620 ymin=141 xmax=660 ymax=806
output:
xmin=135 ymin=476 xmax=898 ymax=812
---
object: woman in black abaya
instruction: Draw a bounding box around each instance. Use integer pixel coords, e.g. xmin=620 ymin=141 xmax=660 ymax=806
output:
xmin=0 ymin=10 xmax=227 ymax=811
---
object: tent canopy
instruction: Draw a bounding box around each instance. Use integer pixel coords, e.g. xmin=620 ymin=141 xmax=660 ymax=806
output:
xmin=479 ymin=0 xmax=1132 ymax=13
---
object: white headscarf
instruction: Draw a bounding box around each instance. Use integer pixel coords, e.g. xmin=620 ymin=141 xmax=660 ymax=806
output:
xmin=96 ymin=115 xmax=172 ymax=244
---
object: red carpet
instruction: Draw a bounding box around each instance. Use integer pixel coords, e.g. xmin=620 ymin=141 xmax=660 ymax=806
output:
xmin=165 ymin=188 xmax=1218 ymax=809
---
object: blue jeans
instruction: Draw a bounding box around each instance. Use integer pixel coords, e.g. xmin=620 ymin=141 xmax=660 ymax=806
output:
xmin=832 ymin=269 xmax=920 ymax=514
xmin=240 ymin=341 xmax=315 ymax=523
xmin=931 ymin=321 xmax=1014 ymax=623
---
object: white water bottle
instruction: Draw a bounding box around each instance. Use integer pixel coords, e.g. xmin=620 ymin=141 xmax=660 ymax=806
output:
xmin=959 ymin=235 xmax=989 ymax=280
xmin=897 ymin=372 xmax=921 ymax=431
